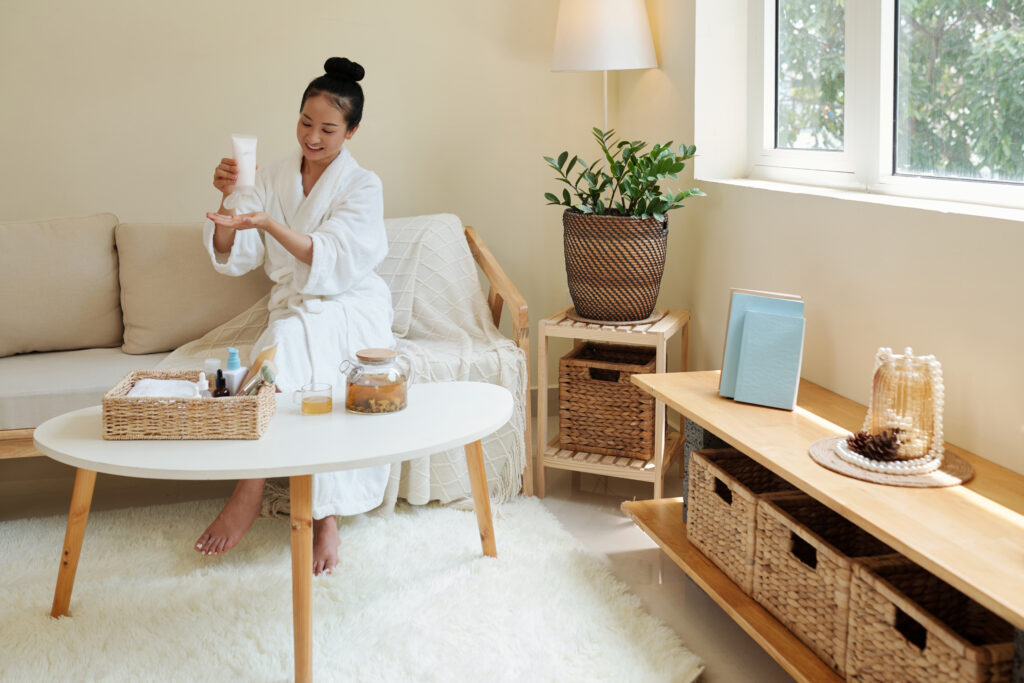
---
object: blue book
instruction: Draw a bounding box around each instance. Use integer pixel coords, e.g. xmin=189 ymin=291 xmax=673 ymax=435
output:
xmin=719 ymin=290 xmax=805 ymax=398
xmin=733 ymin=310 xmax=805 ymax=410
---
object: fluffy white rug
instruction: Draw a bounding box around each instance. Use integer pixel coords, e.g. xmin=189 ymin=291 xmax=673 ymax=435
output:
xmin=0 ymin=497 xmax=702 ymax=682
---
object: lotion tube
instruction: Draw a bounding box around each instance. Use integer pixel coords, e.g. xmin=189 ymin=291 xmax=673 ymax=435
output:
xmin=231 ymin=134 xmax=258 ymax=188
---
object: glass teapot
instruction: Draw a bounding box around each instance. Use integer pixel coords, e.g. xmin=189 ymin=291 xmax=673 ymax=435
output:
xmin=339 ymin=348 xmax=414 ymax=414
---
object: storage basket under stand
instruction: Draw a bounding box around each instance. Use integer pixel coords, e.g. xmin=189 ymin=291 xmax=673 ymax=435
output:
xmin=559 ymin=342 xmax=656 ymax=460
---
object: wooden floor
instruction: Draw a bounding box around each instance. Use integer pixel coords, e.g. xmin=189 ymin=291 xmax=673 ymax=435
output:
xmin=623 ymin=497 xmax=842 ymax=683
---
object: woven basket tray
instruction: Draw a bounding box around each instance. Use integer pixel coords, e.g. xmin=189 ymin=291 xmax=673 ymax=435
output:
xmin=102 ymin=370 xmax=276 ymax=440
xmin=847 ymin=556 xmax=1015 ymax=682
xmin=686 ymin=449 xmax=799 ymax=593
xmin=558 ymin=342 xmax=656 ymax=459
xmin=752 ymin=494 xmax=899 ymax=676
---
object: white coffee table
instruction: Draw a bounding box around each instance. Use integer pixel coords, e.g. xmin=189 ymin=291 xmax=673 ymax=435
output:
xmin=33 ymin=381 xmax=513 ymax=683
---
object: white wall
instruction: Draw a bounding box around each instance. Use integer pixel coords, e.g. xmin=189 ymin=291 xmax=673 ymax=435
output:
xmin=619 ymin=0 xmax=1024 ymax=473
xmin=4 ymin=1 xmax=1019 ymax=472
xmin=0 ymin=0 xmax=624 ymax=380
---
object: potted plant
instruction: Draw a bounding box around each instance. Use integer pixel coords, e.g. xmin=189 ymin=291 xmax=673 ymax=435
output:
xmin=544 ymin=128 xmax=704 ymax=322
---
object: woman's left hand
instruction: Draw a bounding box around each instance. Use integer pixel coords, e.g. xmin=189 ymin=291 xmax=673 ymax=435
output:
xmin=206 ymin=212 xmax=270 ymax=231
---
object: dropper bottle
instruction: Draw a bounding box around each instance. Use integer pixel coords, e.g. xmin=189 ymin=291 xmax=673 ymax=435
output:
xmin=212 ymin=369 xmax=230 ymax=398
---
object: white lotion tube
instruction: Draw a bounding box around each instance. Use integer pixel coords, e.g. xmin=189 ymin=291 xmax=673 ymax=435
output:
xmin=231 ymin=134 xmax=257 ymax=188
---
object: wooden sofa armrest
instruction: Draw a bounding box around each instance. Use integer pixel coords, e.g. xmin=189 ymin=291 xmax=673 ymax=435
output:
xmin=464 ymin=226 xmax=528 ymax=349
xmin=463 ymin=225 xmax=534 ymax=496
xmin=0 ymin=428 xmax=39 ymax=460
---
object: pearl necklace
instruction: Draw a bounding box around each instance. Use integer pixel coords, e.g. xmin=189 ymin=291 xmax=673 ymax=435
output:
xmin=833 ymin=438 xmax=943 ymax=475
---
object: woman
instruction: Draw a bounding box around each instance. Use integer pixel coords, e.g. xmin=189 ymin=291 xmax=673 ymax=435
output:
xmin=195 ymin=57 xmax=393 ymax=576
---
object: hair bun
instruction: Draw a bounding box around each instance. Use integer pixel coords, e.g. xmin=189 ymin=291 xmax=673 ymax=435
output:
xmin=324 ymin=57 xmax=364 ymax=82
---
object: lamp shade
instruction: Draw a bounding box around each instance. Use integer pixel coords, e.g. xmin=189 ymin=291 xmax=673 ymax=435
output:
xmin=551 ymin=0 xmax=658 ymax=72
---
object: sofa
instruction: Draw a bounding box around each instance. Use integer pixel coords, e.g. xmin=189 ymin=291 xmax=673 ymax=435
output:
xmin=0 ymin=212 xmax=532 ymax=505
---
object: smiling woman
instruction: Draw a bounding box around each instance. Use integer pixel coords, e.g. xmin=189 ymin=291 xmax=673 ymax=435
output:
xmin=199 ymin=57 xmax=397 ymax=579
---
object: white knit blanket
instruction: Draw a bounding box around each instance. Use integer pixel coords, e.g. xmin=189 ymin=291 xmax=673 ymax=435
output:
xmin=158 ymin=214 xmax=527 ymax=509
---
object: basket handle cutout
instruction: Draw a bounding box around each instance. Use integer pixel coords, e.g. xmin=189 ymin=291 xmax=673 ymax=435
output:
xmin=894 ymin=607 xmax=928 ymax=650
xmin=789 ymin=532 xmax=818 ymax=569
xmin=713 ymin=477 xmax=732 ymax=505
xmin=588 ymin=368 xmax=621 ymax=382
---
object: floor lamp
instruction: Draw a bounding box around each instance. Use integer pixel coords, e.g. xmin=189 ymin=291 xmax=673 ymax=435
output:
xmin=551 ymin=0 xmax=658 ymax=133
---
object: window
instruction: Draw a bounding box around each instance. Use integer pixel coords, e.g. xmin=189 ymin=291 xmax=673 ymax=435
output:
xmin=750 ymin=0 xmax=1024 ymax=206
xmin=776 ymin=0 xmax=845 ymax=151
xmin=895 ymin=2 xmax=1024 ymax=184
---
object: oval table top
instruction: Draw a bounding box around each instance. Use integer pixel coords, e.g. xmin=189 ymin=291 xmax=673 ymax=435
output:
xmin=33 ymin=382 xmax=513 ymax=480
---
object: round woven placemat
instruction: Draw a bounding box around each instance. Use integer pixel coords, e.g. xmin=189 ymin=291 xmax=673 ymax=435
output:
xmin=809 ymin=436 xmax=974 ymax=487
xmin=564 ymin=308 xmax=667 ymax=326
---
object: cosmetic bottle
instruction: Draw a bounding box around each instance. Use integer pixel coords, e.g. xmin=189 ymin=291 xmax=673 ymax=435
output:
xmin=204 ymin=358 xmax=220 ymax=394
xmin=231 ymin=134 xmax=257 ymax=188
xmin=223 ymin=347 xmax=247 ymax=396
xmin=212 ymin=370 xmax=230 ymax=398
xmin=197 ymin=372 xmax=212 ymax=398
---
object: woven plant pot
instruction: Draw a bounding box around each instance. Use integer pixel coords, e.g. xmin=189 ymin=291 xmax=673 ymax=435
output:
xmin=562 ymin=209 xmax=668 ymax=322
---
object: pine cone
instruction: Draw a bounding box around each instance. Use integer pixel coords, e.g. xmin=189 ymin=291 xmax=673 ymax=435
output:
xmin=846 ymin=430 xmax=901 ymax=461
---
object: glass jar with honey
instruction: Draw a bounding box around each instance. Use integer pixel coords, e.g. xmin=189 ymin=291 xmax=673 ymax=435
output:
xmin=339 ymin=348 xmax=412 ymax=414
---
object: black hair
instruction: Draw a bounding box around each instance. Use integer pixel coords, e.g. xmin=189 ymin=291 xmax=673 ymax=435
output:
xmin=300 ymin=57 xmax=365 ymax=129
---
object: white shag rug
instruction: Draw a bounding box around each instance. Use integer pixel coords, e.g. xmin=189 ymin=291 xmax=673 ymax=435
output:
xmin=0 ymin=497 xmax=702 ymax=682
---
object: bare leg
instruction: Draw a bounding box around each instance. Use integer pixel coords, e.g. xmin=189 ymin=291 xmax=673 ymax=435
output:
xmin=194 ymin=478 xmax=266 ymax=556
xmin=312 ymin=516 xmax=340 ymax=576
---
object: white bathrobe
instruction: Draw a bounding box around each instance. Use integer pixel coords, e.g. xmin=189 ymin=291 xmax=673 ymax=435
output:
xmin=203 ymin=147 xmax=394 ymax=518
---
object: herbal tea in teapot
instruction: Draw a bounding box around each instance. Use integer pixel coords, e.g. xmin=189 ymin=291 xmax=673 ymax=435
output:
xmin=340 ymin=348 xmax=412 ymax=414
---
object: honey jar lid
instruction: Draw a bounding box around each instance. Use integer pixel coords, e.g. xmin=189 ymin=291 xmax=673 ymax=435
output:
xmin=355 ymin=348 xmax=396 ymax=363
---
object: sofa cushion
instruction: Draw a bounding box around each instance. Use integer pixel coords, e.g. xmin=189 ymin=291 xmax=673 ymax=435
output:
xmin=116 ymin=222 xmax=272 ymax=355
xmin=0 ymin=214 xmax=123 ymax=357
xmin=0 ymin=348 xmax=169 ymax=430
xmin=378 ymin=214 xmax=481 ymax=338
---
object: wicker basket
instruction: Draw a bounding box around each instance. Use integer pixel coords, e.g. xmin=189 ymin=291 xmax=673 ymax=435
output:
xmin=686 ymin=448 xmax=799 ymax=593
xmin=102 ymin=370 xmax=276 ymax=440
xmin=562 ymin=209 xmax=668 ymax=322
xmin=847 ymin=556 xmax=1015 ymax=682
xmin=752 ymin=495 xmax=899 ymax=676
xmin=558 ymin=342 xmax=656 ymax=459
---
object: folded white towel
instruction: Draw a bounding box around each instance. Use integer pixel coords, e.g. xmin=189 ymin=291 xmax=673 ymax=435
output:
xmin=127 ymin=379 xmax=201 ymax=398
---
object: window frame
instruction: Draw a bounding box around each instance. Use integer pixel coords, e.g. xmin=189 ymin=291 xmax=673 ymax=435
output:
xmin=747 ymin=0 xmax=1024 ymax=210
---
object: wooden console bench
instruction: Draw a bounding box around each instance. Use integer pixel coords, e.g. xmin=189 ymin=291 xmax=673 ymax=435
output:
xmin=623 ymin=370 xmax=1024 ymax=683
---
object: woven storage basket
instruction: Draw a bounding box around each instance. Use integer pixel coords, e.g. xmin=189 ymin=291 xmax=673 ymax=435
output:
xmin=847 ymin=556 xmax=1014 ymax=682
xmin=558 ymin=342 xmax=656 ymax=459
xmin=686 ymin=448 xmax=799 ymax=593
xmin=102 ymin=370 xmax=276 ymax=440
xmin=752 ymin=495 xmax=899 ymax=676
xmin=562 ymin=209 xmax=668 ymax=322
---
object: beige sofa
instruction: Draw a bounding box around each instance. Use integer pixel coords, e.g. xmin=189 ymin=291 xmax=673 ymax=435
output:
xmin=0 ymin=213 xmax=532 ymax=501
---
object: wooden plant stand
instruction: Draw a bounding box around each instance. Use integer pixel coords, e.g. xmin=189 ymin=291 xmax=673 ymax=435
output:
xmin=535 ymin=308 xmax=689 ymax=499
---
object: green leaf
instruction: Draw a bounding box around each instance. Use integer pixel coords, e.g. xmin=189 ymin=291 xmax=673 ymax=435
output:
xmin=562 ymin=189 xmax=572 ymax=205
xmin=565 ymin=155 xmax=578 ymax=175
xmin=557 ymin=151 xmax=568 ymax=170
xmin=544 ymin=192 xmax=559 ymax=204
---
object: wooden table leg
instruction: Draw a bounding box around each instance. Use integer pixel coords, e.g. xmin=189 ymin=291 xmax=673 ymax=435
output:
xmin=654 ymin=337 xmax=668 ymax=500
xmin=464 ymin=440 xmax=497 ymax=557
xmin=536 ymin=322 xmax=548 ymax=498
xmin=289 ymin=475 xmax=313 ymax=683
xmin=51 ymin=468 xmax=97 ymax=618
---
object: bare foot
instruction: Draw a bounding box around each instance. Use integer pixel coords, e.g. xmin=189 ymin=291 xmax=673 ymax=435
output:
xmin=194 ymin=478 xmax=266 ymax=556
xmin=312 ymin=516 xmax=340 ymax=576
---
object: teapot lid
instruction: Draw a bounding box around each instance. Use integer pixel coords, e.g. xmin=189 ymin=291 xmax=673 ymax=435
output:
xmin=355 ymin=348 xmax=396 ymax=363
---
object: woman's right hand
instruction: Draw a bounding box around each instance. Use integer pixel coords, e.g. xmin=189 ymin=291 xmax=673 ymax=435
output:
xmin=213 ymin=158 xmax=239 ymax=196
